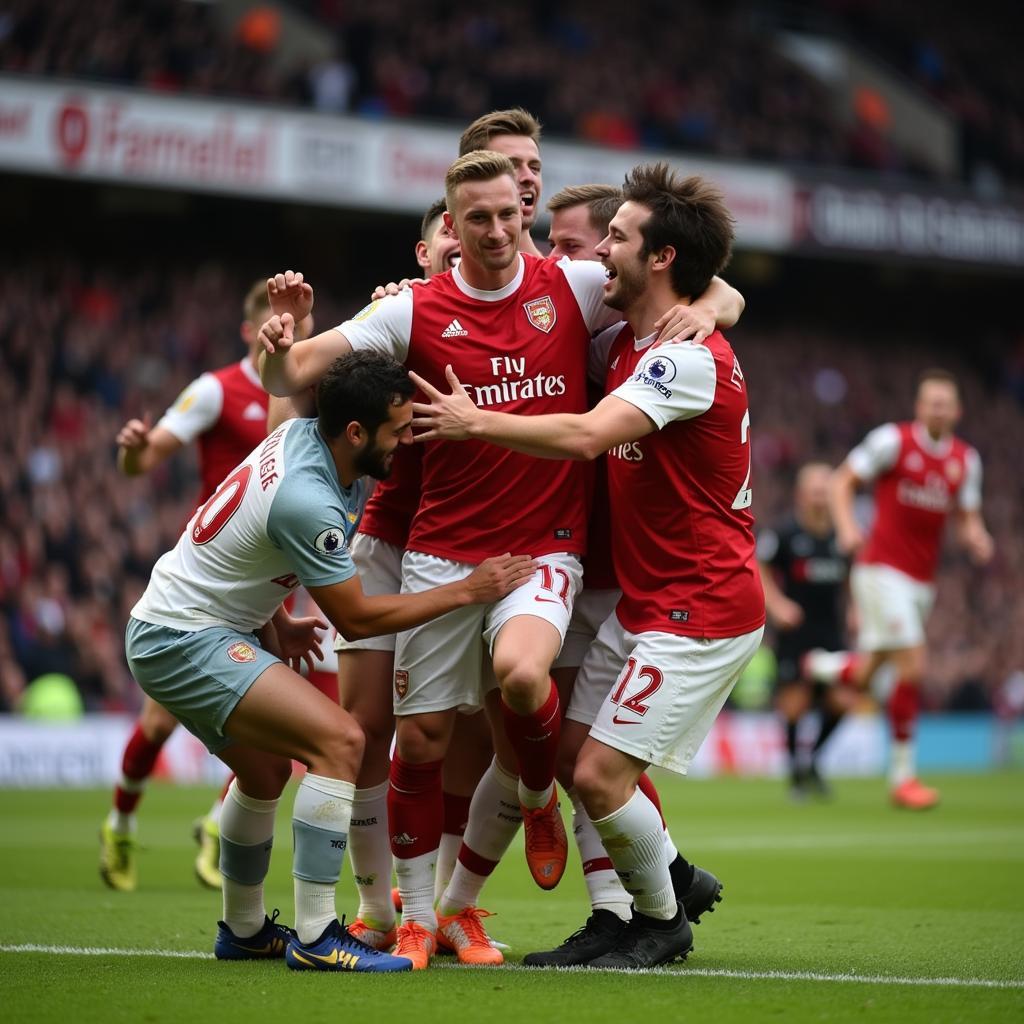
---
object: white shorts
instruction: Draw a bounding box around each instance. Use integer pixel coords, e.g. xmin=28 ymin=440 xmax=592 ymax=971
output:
xmin=567 ymin=612 xmax=763 ymax=776
xmin=393 ymin=550 xmax=583 ymax=715
xmin=334 ymin=534 xmax=405 ymax=654
xmin=850 ymin=563 xmax=935 ymax=652
xmin=553 ymin=588 xmax=621 ymax=670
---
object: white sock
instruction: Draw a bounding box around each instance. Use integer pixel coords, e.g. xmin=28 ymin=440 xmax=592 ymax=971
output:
xmin=439 ymin=759 xmax=523 ymax=914
xmin=292 ymin=773 xmax=354 ymax=944
xmin=663 ymin=828 xmax=679 ymax=865
xmin=592 ymin=788 xmax=677 ymax=921
xmin=107 ymin=809 xmax=136 ymax=835
xmin=570 ymin=788 xmax=631 ymax=920
xmin=890 ymin=740 xmax=915 ymax=787
xmin=804 ymin=649 xmax=854 ymax=684
xmin=220 ymin=780 xmax=278 ymax=938
xmin=394 ymin=850 xmax=437 ymax=930
xmin=434 ymin=831 xmax=462 ymax=904
xmin=348 ymin=781 xmax=395 ymax=928
xmin=518 ymin=780 xmax=554 ymax=810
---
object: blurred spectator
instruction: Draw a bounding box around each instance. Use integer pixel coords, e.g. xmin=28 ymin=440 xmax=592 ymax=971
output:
xmin=1 ymin=0 xmax=1020 ymax=190
xmin=0 ymin=250 xmax=1020 ymax=714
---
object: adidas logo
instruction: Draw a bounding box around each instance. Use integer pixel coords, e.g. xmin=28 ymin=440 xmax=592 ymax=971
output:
xmin=441 ymin=318 xmax=469 ymax=338
xmin=242 ymin=401 xmax=266 ymax=420
xmin=391 ymin=832 xmax=417 ymax=846
xmin=610 ymin=355 xmax=620 ymax=369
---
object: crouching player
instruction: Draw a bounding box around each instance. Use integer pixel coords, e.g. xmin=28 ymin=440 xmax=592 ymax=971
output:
xmin=125 ymin=351 xmax=534 ymax=972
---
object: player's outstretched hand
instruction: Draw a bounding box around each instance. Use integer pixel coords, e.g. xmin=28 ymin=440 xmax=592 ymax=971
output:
xmin=652 ymin=303 xmax=716 ymax=346
xmin=116 ymin=413 xmax=152 ymax=451
xmin=772 ymin=596 xmax=805 ymax=631
xmin=370 ymin=277 xmax=427 ymax=300
xmin=268 ymin=270 xmax=314 ymax=322
xmin=410 ymin=365 xmax=480 ymax=440
xmin=464 ymin=554 xmax=538 ymax=604
xmin=258 ymin=313 xmax=296 ymax=355
xmin=275 ymin=611 xmax=328 ymax=676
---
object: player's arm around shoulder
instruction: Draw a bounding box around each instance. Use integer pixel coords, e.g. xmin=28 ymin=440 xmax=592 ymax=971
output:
xmin=410 ymin=364 xmax=654 ymax=461
xmin=258 ymin=321 xmax=353 ymax=397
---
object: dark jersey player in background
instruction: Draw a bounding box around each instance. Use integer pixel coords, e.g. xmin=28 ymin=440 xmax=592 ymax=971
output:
xmin=757 ymin=463 xmax=854 ymax=799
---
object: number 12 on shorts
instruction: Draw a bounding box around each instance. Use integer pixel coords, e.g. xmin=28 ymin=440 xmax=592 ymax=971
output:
xmin=609 ymin=656 xmax=664 ymax=719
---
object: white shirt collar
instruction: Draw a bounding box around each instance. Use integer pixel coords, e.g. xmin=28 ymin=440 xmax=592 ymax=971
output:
xmin=240 ymin=358 xmax=262 ymax=387
xmin=452 ymin=255 xmax=525 ymax=302
xmin=912 ymin=421 xmax=954 ymax=457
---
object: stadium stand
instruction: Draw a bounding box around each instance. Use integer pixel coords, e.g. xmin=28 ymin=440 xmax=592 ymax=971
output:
xmin=0 ymin=0 xmax=1020 ymax=191
xmin=0 ymin=251 xmax=1020 ymax=714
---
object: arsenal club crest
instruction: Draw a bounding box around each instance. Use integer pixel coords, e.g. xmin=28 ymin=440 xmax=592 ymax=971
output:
xmin=523 ymin=295 xmax=556 ymax=333
xmin=227 ymin=641 xmax=257 ymax=664
xmin=394 ymin=670 xmax=409 ymax=700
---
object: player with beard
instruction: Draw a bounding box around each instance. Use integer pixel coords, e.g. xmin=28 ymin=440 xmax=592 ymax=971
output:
xmin=125 ymin=350 xmax=533 ymax=972
xmin=259 ymin=152 xmax=745 ymax=968
xmin=412 ymin=163 xmax=765 ymax=969
xmin=100 ymin=282 xmax=313 ymax=895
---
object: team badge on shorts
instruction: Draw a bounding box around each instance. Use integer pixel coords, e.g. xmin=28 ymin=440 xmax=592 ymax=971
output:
xmin=394 ymin=670 xmax=409 ymax=700
xmin=523 ymin=296 xmax=556 ymax=333
xmin=227 ymin=641 xmax=257 ymax=664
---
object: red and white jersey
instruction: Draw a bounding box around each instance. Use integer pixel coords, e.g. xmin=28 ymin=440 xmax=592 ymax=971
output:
xmin=338 ymin=254 xmax=616 ymax=562
xmin=158 ymin=358 xmax=268 ymax=505
xmin=358 ymin=442 xmax=422 ymax=549
xmin=602 ymin=324 xmax=765 ymax=639
xmin=848 ymin=421 xmax=982 ymax=582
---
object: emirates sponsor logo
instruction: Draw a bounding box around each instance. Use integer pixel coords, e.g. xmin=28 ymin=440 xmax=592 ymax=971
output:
xmin=897 ymin=475 xmax=951 ymax=512
xmin=441 ymin=318 xmax=469 ymax=338
xmin=609 ymin=441 xmax=644 ymax=462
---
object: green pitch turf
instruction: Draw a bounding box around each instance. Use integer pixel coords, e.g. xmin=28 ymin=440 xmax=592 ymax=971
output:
xmin=2 ymin=773 xmax=1022 ymax=1023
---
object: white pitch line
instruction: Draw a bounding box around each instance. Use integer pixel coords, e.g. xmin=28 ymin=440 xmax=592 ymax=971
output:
xmin=2 ymin=944 xmax=1023 ymax=989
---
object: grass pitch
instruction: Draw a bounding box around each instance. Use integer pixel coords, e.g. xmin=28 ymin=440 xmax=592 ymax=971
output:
xmin=2 ymin=772 xmax=1022 ymax=1023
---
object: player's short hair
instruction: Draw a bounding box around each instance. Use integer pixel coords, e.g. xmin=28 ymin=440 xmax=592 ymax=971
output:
xmin=445 ymin=150 xmax=516 ymax=213
xmin=243 ymin=280 xmax=271 ymax=325
xmin=421 ymin=197 xmax=447 ymax=242
xmin=622 ymin=163 xmax=734 ymax=299
xmin=317 ymin=351 xmax=414 ymax=441
xmin=547 ymin=184 xmax=624 ymax=237
xmin=917 ymin=368 xmax=959 ymax=395
xmin=459 ymin=108 xmax=542 ymax=156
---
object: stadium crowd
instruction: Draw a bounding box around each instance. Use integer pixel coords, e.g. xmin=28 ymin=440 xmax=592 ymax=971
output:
xmin=1 ymin=256 xmax=1020 ymax=715
xmin=0 ymin=0 xmax=1020 ymax=191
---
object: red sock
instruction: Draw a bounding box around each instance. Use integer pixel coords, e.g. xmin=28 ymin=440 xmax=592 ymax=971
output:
xmin=457 ymin=842 xmax=499 ymax=878
xmin=500 ymin=680 xmax=560 ymax=793
xmin=889 ymin=680 xmax=919 ymax=742
xmin=114 ymin=724 xmax=165 ymax=814
xmin=636 ymin=773 xmax=665 ymax=828
xmin=838 ymin=655 xmax=859 ymax=687
xmin=442 ymin=791 xmax=471 ymax=837
xmin=388 ymin=756 xmax=443 ymax=859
